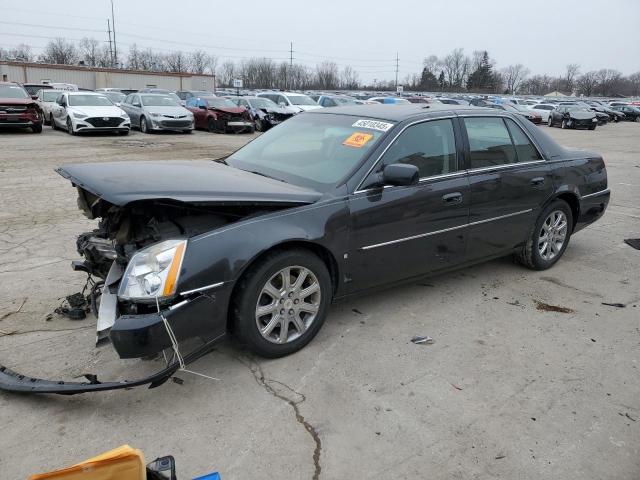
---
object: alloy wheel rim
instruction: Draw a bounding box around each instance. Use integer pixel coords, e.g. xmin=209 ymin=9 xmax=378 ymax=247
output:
xmin=255 ymin=266 xmax=321 ymax=344
xmin=538 ymin=210 xmax=568 ymax=261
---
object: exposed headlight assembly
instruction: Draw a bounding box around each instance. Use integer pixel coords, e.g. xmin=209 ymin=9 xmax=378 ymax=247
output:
xmin=118 ymin=239 xmax=187 ymax=301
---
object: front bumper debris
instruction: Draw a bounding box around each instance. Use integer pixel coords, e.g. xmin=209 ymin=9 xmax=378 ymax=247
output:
xmin=0 ymin=334 xmax=223 ymax=395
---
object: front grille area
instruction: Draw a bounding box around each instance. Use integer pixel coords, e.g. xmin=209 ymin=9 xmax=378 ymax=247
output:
xmin=160 ymin=120 xmax=191 ymax=127
xmin=162 ymin=114 xmax=188 ymax=119
xmin=0 ymin=105 xmax=27 ymax=113
xmin=85 ymin=117 xmax=123 ymax=128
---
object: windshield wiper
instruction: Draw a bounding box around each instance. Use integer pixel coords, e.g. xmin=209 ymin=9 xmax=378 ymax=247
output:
xmin=214 ymin=156 xmax=229 ymax=165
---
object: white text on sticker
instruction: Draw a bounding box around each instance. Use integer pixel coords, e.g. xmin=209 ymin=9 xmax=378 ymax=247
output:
xmin=352 ymin=119 xmax=394 ymax=132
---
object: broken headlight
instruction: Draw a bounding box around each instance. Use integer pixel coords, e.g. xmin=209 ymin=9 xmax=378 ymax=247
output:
xmin=118 ymin=239 xmax=187 ymax=301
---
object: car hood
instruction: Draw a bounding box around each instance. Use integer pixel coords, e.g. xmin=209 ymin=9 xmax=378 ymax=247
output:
xmin=209 ymin=106 xmax=245 ymax=115
xmin=68 ymin=105 xmax=125 ymax=117
xmin=145 ymin=106 xmax=190 ymax=116
xmin=56 ymin=160 xmax=322 ymax=207
xmin=568 ymin=111 xmax=596 ymax=120
xmin=0 ymin=98 xmax=35 ymax=106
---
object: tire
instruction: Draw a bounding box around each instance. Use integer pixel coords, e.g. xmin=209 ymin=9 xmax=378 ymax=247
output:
xmin=183 ymin=129 xmax=192 ymax=134
xmin=50 ymin=114 xmax=57 ymax=130
xmin=516 ymin=199 xmax=573 ymax=271
xmin=547 ymin=115 xmax=553 ymax=127
xmin=589 ymin=124 xmax=596 ymax=130
xmin=561 ymin=119 xmax=567 ymax=129
xmin=207 ymin=118 xmax=216 ymax=133
xmin=31 ymin=123 xmax=43 ymax=133
xmin=140 ymin=116 xmax=150 ymax=133
xmin=232 ymin=248 xmax=332 ymax=358
xmin=66 ymin=118 xmax=75 ymax=135
xmin=636 ymin=116 xmax=640 ymax=123
xmin=255 ymin=119 xmax=264 ymax=132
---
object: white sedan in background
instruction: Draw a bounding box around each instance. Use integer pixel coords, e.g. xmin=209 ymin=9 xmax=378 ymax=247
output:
xmin=35 ymin=89 xmax=65 ymax=125
xmin=528 ymin=103 xmax=557 ymax=122
xmin=51 ymin=92 xmax=131 ymax=135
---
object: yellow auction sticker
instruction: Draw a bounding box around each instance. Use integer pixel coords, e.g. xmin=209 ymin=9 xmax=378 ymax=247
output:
xmin=343 ymin=132 xmax=373 ymax=148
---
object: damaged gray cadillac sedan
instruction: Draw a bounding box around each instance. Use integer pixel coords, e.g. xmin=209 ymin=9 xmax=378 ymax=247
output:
xmin=0 ymin=104 xmax=610 ymax=394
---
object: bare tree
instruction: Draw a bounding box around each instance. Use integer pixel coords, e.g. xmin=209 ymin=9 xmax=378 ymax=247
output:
xmin=340 ymin=65 xmax=360 ymax=89
xmin=564 ymin=63 xmax=580 ymax=93
xmin=315 ymin=61 xmax=339 ymax=90
xmin=628 ymin=72 xmax=640 ymax=97
xmin=422 ymin=54 xmax=440 ymax=75
xmin=41 ymin=38 xmax=79 ymax=65
xmin=501 ymin=64 xmax=530 ymax=94
xmin=79 ymin=37 xmax=102 ymax=66
xmin=188 ymin=50 xmax=216 ymax=75
xmin=576 ymin=71 xmax=598 ymax=96
xmin=220 ymin=61 xmax=236 ymax=86
xmin=441 ymin=48 xmax=470 ymax=90
xmin=164 ymin=51 xmax=188 ymax=73
xmin=127 ymin=44 xmax=141 ymax=70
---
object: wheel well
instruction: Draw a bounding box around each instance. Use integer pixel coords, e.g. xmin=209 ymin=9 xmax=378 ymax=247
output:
xmin=226 ymin=241 xmax=340 ymax=332
xmin=555 ymin=192 xmax=580 ymax=229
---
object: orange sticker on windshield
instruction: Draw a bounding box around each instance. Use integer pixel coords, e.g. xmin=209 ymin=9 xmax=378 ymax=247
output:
xmin=343 ymin=132 xmax=373 ymax=148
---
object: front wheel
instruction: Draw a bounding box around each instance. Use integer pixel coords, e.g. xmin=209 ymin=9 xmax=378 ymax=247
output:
xmin=66 ymin=118 xmax=75 ymax=135
xmin=561 ymin=119 xmax=568 ymax=129
xmin=547 ymin=115 xmax=553 ymax=127
xmin=31 ymin=123 xmax=43 ymax=133
xmin=255 ymin=118 xmax=264 ymax=132
xmin=589 ymin=124 xmax=596 ymax=130
xmin=140 ymin=116 xmax=151 ymax=133
xmin=636 ymin=116 xmax=640 ymax=123
xmin=207 ymin=118 xmax=216 ymax=133
xmin=516 ymin=199 xmax=573 ymax=270
xmin=232 ymin=249 xmax=332 ymax=358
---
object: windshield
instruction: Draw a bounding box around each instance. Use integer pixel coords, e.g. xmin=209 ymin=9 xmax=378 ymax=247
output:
xmin=248 ymin=98 xmax=278 ymax=109
xmin=68 ymin=95 xmax=113 ymax=106
xmin=141 ymin=95 xmax=179 ymax=107
xmin=42 ymin=91 xmax=62 ymax=102
xmin=287 ymin=94 xmax=317 ymax=106
xmin=205 ymin=97 xmax=237 ymax=108
xmin=105 ymin=92 xmax=126 ymax=103
xmin=226 ymin=113 xmax=391 ymax=192
xmin=0 ymin=85 xmax=29 ymax=99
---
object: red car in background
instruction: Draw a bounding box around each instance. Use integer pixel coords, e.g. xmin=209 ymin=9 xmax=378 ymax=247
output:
xmin=0 ymin=82 xmax=43 ymax=133
xmin=186 ymin=96 xmax=254 ymax=133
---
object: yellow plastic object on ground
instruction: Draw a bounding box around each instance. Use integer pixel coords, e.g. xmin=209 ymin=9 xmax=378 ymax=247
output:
xmin=28 ymin=445 xmax=146 ymax=480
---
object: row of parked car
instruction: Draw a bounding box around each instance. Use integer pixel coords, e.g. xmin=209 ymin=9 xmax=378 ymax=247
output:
xmin=2 ymin=80 xmax=639 ymax=135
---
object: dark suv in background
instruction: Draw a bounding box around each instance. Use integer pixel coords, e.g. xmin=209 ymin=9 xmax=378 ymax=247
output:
xmin=0 ymin=82 xmax=43 ymax=133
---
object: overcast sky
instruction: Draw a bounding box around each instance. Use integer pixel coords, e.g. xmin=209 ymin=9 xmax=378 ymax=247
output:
xmin=1 ymin=0 xmax=638 ymax=83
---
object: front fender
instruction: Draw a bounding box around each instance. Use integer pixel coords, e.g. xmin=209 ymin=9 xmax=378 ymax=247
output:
xmin=177 ymin=198 xmax=350 ymax=295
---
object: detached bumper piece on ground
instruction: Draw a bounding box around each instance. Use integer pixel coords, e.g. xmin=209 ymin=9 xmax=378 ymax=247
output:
xmin=0 ymin=337 xmax=218 ymax=395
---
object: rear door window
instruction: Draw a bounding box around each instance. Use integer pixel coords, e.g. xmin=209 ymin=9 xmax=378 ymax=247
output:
xmin=463 ymin=117 xmax=517 ymax=168
xmin=504 ymin=118 xmax=542 ymax=162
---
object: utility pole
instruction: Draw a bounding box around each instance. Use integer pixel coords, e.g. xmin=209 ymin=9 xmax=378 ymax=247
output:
xmin=290 ymin=42 xmax=293 ymax=68
xmin=110 ymin=0 xmax=117 ymax=67
xmin=395 ymin=52 xmax=399 ymax=90
xmin=107 ymin=19 xmax=113 ymax=67
xmin=286 ymin=42 xmax=293 ymax=90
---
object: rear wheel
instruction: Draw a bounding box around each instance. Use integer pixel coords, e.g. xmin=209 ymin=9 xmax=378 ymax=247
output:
xmin=516 ymin=199 xmax=573 ymax=270
xmin=232 ymin=249 xmax=332 ymax=358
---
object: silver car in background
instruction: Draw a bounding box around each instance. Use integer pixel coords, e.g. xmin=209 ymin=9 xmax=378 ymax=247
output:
xmin=35 ymin=89 xmax=64 ymax=125
xmin=121 ymin=93 xmax=194 ymax=133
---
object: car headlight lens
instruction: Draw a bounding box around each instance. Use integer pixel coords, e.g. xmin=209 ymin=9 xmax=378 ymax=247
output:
xmin=72 ymin=112 xmax=87 ymax=119
xmin=118 ymin=239 xmax=187 ymax=300
xmin=150 ymin=112 xmax=161 ymax=118
xmin=592 ymin=118 xmax=597 ymax=122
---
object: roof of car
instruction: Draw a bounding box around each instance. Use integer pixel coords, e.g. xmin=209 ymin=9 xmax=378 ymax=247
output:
xmin=66 ymin=91 xmax=104 ymax=95
xmin=309 ymin=103 xmax=489 ymax=121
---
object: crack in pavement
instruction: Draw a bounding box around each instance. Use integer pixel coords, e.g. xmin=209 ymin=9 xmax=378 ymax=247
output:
xmin=239 ymin=356 xmax=322 ymax=479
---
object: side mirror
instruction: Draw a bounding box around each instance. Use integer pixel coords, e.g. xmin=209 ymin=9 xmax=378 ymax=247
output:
xmin=31 ymin=94 xmax=38 ymax=100
xmin=382 ymin=163 xmax=419 ymax=186
xmin=132 ymin=102 xmax=141 ymax=107
xmin=115 ymin=102 xmax=121 ymax=107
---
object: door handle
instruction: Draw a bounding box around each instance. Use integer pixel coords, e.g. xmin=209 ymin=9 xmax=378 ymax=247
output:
xmin=442 ymin=192 xmax=463 ymax=205
xmin=530 ymin=177 xmax=545 ymax=186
